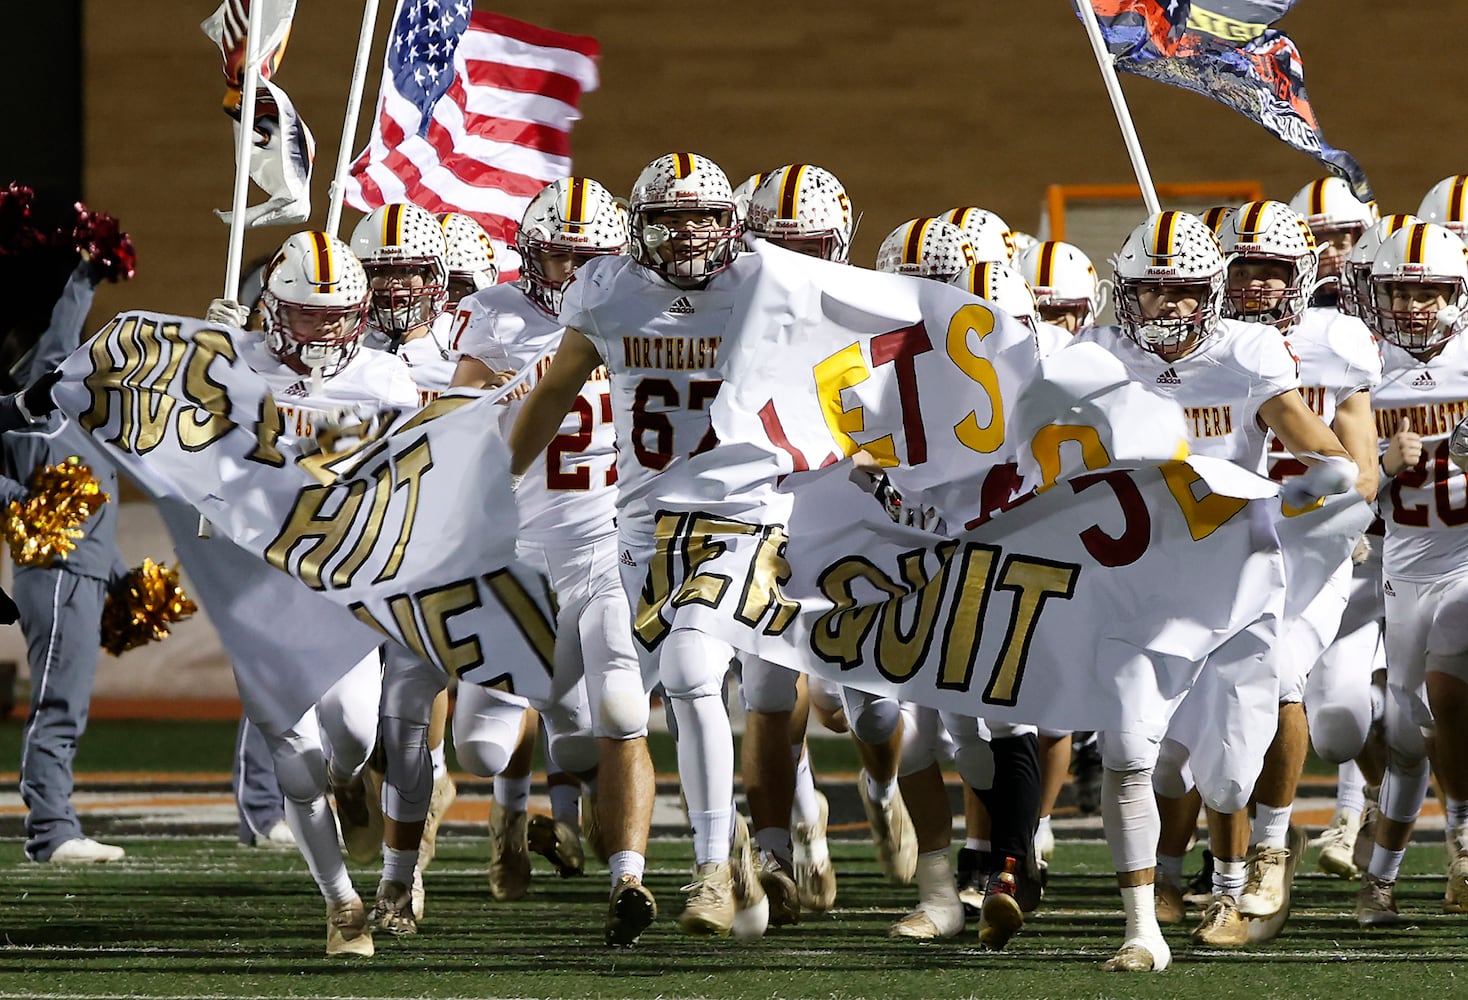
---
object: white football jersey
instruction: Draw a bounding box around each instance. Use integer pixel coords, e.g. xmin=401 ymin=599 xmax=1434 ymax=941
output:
xmin=1372 ymin=334 xmax=1468 ymax=582
xmin=240 ymin=337 xmax=420 ymax=438
xmin=395 ymin=313 xmax=460 ymax=405
xmin=1264 ymin=307 xmax=1381 ymax=482
xmin=560 ymin=253 xmax=757 ymax=537
xmin=1073 ymin=318 xmax=1300 ymax=469
xmin=454 ymin=284 xmax=617 ymax=543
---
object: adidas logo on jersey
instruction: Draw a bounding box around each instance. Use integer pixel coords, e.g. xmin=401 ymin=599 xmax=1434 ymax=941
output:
xmin=619 ymin=549 xmax=636 ymax=567
xmin=283 ymin=380 xmax=309 ymax=397
xmin=1411 ymin=370 xmax=1437 ymax=390
xmin=1156 ymin=367 xmax=1182 ymax=385
xmin=667 ymin=295 xmax=695 ymax=315
xmin=1383 ymin=580 xmax=1396 ymax=597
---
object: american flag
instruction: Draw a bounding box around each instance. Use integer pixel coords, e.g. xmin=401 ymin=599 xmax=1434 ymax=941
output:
xmin=344 ymin=2 xmax=599 ymax=245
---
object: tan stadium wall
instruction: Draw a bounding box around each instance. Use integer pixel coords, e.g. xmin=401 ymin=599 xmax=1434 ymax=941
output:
xmin=31 ymin=0 xmax=1466 ymax=702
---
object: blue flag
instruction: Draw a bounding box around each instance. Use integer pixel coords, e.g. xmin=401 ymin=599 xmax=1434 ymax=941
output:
xmin=1085 ymin=1 xmax=1372 ymax=202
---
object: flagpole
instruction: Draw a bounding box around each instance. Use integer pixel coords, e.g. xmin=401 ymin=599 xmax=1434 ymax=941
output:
xmin=1073 ymin=0 xmax=1162 ymax=217
xmin=325 ymin=0 xmax=382 ymax=239
xmin=222 ymin=0 xmax=266 ymax=301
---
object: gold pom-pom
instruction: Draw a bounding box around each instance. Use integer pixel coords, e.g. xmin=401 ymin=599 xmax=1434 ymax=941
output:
xmin=4 ymin=457 xmax=110 ymax=567
xmin=101 ymin=559 xmax=198 ymax=657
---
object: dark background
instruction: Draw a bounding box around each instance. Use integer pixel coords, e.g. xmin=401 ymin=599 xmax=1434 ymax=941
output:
xmin=4 ymin=1 xmax=1467 ymax=323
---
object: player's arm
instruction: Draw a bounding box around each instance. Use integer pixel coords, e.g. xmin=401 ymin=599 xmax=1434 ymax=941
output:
xmin=449 ymin=355 xmax=514 ymax=390
xmin=507 ymin=326 xmax=601 ymax=476
xmin=1329 ymin=390 xmax=1380 ymax=504
xmin=1259 ymin=389 xmax=1359 ymax=504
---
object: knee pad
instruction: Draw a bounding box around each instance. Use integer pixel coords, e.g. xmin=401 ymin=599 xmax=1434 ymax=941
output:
xmin=268 ymin=736 xmax=328 ymax=804
xmin=953 ymin=739 xmax=996 ymax=791
xmin=452 ymin=708 xmax=522 ymax=778
xmin=1151 ymin=738 xmax=1195 ymax=799
xmin=658 ymin=629 xmax=733 ymax=701
xmin=741 ymin=658 xmax=798 ymax=714
xmin=547 ymin=730 xmax=598 ymax=775
xmin=1308 ymin=704 xmax=1370 ymax=765
xmin=807 ymin=676 xmax=843 ymax=714
xmin=1380 ymin=755 xmax=1431 ymax=824
xmin=379 ymin=715 xmax=431 ymax=822
xmin=843 ymin=688 xmax=901 ymax=746
xmin=1099 ymin=730 xmax=1161 ymax=773
xmin=596 ymin=669 xmax=650 ymax=740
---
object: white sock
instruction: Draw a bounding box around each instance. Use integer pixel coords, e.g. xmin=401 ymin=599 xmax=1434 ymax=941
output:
xmin=964 ymin=837 xmax=987 ymax=853
xmin=1213 ymin=857 xmax=1246 ymax=901
xmin=1036 ymin=814 xmax=1053 ymax=840
xmin=609 ymin=849 xmax=645 ymax=887
xmin=916 ymin=848 xmax=960 ymax=907
xmin=1368 ymin=844 xmax=1406 ymax=883
xmin=690 ymin=808 xmax=733 ymax=865
xmin=1337 ymin=760 xmax=1366 ymax=815
xmin=1157 ymin=853 xmax=1184 ymax=889
xmin=1252 ymin=803 xmax=1293 ymax=849
xmin=550 ymin=783 xmax=580 ymax=827
xmin=791 ymin=745 xmax=821 ymax=830
xmin=864 ymin=770 xmax=897 ymax=807
xmin=284 ymin=795 xmax=355 ymax=905
xmin=494 ymin=775 xmax=531 ymax=812
xmin=381 ymin=844 xmax=418 ymax=885
xmin=1447 ymin=797 xmax=1468 ymax=831
xmin=429 ymin=743 xmax=447 ymax=782
xmin=1120 ymin=882 xmax=1161 ymax=942
xmin=756 ymin=826 xmax=793 ymax=865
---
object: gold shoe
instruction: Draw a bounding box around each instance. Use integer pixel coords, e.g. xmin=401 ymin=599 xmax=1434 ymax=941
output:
xmin=793 ymin=789 xmax=837 ymax=911
xmin=369 ymin=879 xmax=418 ymax=937
xmin=326 ymin=896 xmax=374 ymax=957
xmin=1155 ymin=878 xmax=1186 ymax=925
xmin=678 ymin=861 xmax=736 ymax=936
xmin=488 ymin=806 xmax=531 ymax=901
xmin=858 ymin=774 xmax=917 ymax=884
xmin=418 ymin=772 xmax=457 ymax=870
xmin=1103 ymin=937 xmax=1170 ymax=972
xmin=528 ymin=813 xmax=585 ymax=878
xmin=331 ymin=770 xmax=383 ymax=865
xmin=1191 ymin=895 xmax=1249 ymax=946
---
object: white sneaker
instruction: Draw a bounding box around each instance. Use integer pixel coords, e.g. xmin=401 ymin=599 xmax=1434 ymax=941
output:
xmin=46 ymin=837 xmax=125 ymax=864
xmin=248 ymin=818 xmax=296 ymax=850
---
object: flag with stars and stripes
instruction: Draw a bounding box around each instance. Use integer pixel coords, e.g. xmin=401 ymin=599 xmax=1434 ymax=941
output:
xmin=344 ymin=2 xmax=599 ymax=248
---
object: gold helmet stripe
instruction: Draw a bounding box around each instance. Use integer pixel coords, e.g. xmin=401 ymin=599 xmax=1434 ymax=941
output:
xmin=778 ymin=165 xmax=807 ymax=222
xmin=673 ymin=153 xmax=695 ymax=179
xmin=1036 ymin=241 xmax=1059 ymax=287
xmin=1407 ymin=222 xmax=1429 ymax=264
xmin=1151 ymin=211 xmax=1179 ymax=266
xmin=1240 ymin=200 xmax=1268 ymax=236
xmin=905 ymin=219 xmax=930 ymax=264
xmin=1452 ymin=176 xmax=1468 ymax=222
xmin=309 ymin=231 xmax=334 ymax=290
xmin=1309 ymin=179 xmax=1329 ymax=218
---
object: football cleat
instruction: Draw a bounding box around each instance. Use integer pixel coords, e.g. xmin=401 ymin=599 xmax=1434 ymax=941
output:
xmin=678 ymin=861 xmax=737 ymax=937
xmin=1312 ymin=809 xmax=1361 ymax=879
xmin=325 ymin=896 xmax=374 ymax=957
xmin=730 ymin=813 xmax=770 ymax=939
xmin=605 ymin=874 xmax=657 ymax=947
xmin=527 ymin=813 xmax=586 ymax=878
xmin=1155 ymin=877 xmax=1186 ymax=925
xmin=245 ymin=818 xmax=297 ymax=851
xmin=889 ymin=900 xmax=964 ymax=939
xmin=410 ymin=865 xmax=426 ymax=922
xmin=1191 ymin=895 xmax=1250 ymax=946
xmin=1245 ymin=826 xmax=1309 ymax=943
xmin=1103 ymin=935 xmax=1171 ymax=972
xmin=793 ymin=789 xmax=837 ymax=911
xmin=331 ymin=769 xmax=383 ymax=865
xmin=1443 ymin=824 xmax=1468 ymax=913
xmin=488 ymin=806 xmax=532 ymax=901
xmin=977 ymin=857 xmax=1025 ymax=950
xmin=418 ymin=771 xmax=457 ymax=870
xmin=858 ymin=773 xmax=918 ymax=884
xmin=369 ymin=878 xmax=418 ymax=937
xmin=756 ymin=850 xmax=801 ymax=927
xmin=1352 ymin=794 xmax=1379 ymax=875
xmin=1356 ymin=872 xmax=1401 ymax=926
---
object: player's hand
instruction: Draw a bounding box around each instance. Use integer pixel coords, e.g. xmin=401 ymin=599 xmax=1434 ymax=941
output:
xmin=1450 ymin=415 xmax=1468 ymax=475
xmin=205 ymin=298 xmax=248 ymax=328
xmin=1281 ymin=455 xmax=1359 ymax=509
xmin=1383 ymin=418 xmax=1422 ymax=476
xmin=18 ymin=370 xmax=62 ymax=421
xmin=870 ymin=474 xmax=946 ymax=533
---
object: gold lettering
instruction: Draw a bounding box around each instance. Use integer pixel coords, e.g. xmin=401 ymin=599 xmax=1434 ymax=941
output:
xmin=178 ymin=329 xmax=238 ymax=450
xmin=946 ymin=304 xmax=1005 ymax=455
xmin=264 ymin=481 xmax=369 ymax=589
xmin=811 ymin=558 xmax=906 ymax=671
xmin=1159 ymin=460 xmax=1249 ymax=540
xmin=374 ymin=438 xmax=434 ymax=584
xmin=937 ymin=544 xmax=999 ymax=690
xmin=985 ymin=556 xmax=1078 ymax=705
xmin=733 ymin=525 xmax=800 ymax=635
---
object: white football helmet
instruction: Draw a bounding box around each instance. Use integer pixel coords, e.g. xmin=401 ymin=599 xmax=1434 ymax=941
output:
xmin=875 ymin=218 xmax=976 ymax=281
xmin=950 ymin=261 xmax=1038 ymax=330
xmin=1217 ymin=200 xmax=1319 ymax=327
xmin=628 ymin=152 xmax=740 ymax=285
xmin=941 ymin=207 xmax=1014 ymax=262
xmin=349 ymin=203 xmax=448 ymax=344
xmin=1201 ymin=205 xmax=1236 ymax=236
xmin=1017 ymin=240 xmax=1103 ymax=331
xmin=1367 ymin=222 xmax=1468 ymax=352
xmin=437 ymin=213 xmax=499 ymax=306
xmin=1417 ymin=175 xmax=1468 ymax=241
xmin=732 ymin=171 xmax=772 ymax=224
xmin=745 ymin=164 xmax=856 ymax=263
xmin=1342 ymin=213 xmax=1421 ymax=319
xmin=260 ymin=231 xmax=369 ymax=378
xmin=1289 ymin=177 xmax=1377 ymax=238
xmin=1111 ymin=211 xmax=1226 ymax=356
xmin=517 ymin=177 xmax=629 ymax=316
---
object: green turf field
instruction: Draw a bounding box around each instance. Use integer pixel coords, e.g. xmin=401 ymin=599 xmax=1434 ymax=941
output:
xmin=1 ymin=838 xmax=1461 ymax=1000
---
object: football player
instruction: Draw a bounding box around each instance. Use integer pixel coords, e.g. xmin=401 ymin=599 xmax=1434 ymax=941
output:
xmin=1288 ymin=177 xmax=1377 ymax=307
xmin=1016 ymin=240 xmax=1105 ymax=335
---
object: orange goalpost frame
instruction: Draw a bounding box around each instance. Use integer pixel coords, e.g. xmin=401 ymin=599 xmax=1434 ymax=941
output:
xmin=1044 ymin=181 xmax=1265 ymax=241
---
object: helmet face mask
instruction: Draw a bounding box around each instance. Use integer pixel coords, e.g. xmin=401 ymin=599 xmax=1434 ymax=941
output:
xmin=629 ymin=154 xmax=740 ymax=287
xmin=261 ymin=231 xmax=369 ymax=378
xmin=349 ymin=204 xmax=449 ymax=344
xmin=1341 ymin=214 xmax=1422 ymax=318
xmin=746 ymin=164 xmax=855 ymax=264
xmin=1112 ymin=211 xmax=1226 ymax=359
xmin=1367 ymin=223 xmax=1468 ymax=353
xmin=1018 ymin=240 xmax=1103 ymax=333
xmin=516 ymin=177 xmax=628 ymax=317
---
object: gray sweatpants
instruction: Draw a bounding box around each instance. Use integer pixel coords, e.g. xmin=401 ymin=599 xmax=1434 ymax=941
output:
xmin=14 ymin=566 xmax=107 ymax=861
xmin=233 ymin=715 xmax=286 ymax=843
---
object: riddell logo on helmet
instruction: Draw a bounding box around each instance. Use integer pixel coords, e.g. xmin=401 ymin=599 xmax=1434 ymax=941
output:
xmin=1145 ymin=266 xmax=1179 ymax=276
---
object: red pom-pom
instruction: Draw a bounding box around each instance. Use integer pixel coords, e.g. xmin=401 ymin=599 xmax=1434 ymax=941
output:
xmin=71 ymin=203 xmax=136 ymax=282
xmin=0 ymin=183 xmax=52 ymax=257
